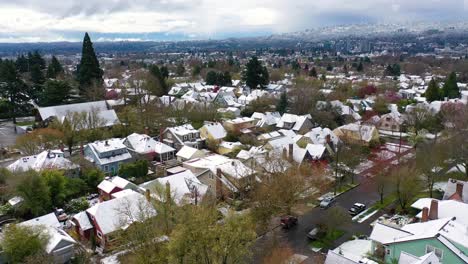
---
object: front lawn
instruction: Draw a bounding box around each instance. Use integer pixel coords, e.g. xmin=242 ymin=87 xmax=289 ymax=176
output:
xmin=309 ymin=229 xmax=345 ymax=249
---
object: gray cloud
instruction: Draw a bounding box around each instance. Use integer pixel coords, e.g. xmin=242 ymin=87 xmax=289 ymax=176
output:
xmin=0 ymin=0 xmax=466 ymax=42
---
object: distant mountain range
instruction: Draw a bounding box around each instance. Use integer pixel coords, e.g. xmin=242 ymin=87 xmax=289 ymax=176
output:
xmin=0 ymin=21 xmax=467 ymax=56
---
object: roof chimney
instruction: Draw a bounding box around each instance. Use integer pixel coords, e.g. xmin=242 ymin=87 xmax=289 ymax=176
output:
xmin=105 ymin=140 xmax=109 ymax=146
xmin=288 ymin=144 xmax=294 ymax=162
xmin=429 ymin=199 xmax=438 ymax=220
xmin=145 ymin=189 xmax=151 ymax=202
xmin=421 ymin=207 xmax=429 ymax=222
xmin=144 ymin=126 xmax=149 ymax=136
xmin=456 ymin=182 xmax=464 ymax=200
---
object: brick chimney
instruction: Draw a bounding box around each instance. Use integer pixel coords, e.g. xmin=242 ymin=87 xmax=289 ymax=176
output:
xmin=144 ymin=126 xmax=149 ymax=136
xmin=456 ymin=182 xmax=464 ymax=200
xmin=421 ymin=207 xmax=429 ymax=222
xmin=429 ymin=199 xmax=439 ymax=220
xmin=216 ymin=168 xmax=223 ymax=200
xmin=145 ymin=189 xmax=151 ymax=202
xmin=288 ymin=143 xmax=294 ymax=162
xmin=282 ymin=147 xmax=287 ymax=159
xmin=159 ymin=128 xmax=164 ymax=143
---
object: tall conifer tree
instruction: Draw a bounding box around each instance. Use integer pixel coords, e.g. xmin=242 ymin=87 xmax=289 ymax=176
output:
xmin=77 ymin=32 xmax=103 ymax=96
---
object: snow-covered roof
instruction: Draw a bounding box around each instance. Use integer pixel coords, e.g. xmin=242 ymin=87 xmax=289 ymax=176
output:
xmin=219 ymin=141 xmax=242 ymax=150
xmin=200 ymin=123 xmax=227 ymax=140
xmin=124 ymin=133 xmax=175 ymax=154
xmin=411 ymin=198 xmax=468 ymax=226
xmin=98 ymin=176 xmax=137 ymax=194
xmin=276 ymin=113 xmax=311 ymax=131
xmin=86 ymin=138 xmax=132 ymax=165
xmin=176 ymin=146 xmax=201 ymax=160
xmin=305 ymin=127 xmax=340 ymax=146
xmin=37 ymin=100 xmax=119 ymax=128
xmin=19 ymin=213 xmax=76 ymax=254
xmin=72 ymin=211 xmax=93 ymax=231
xmin=334 ymin=123 xmax=378 ymax=143
xmin=86 ymin=190 xmax=156 ymax=235
xmin=168 ymin=124 xmax=198 ymax=136
xmin=325 ymin=239 xmax=378 ymax=264
xmin=7 ymin=150 xmax=79 ymax=172
xmin=20 ymin=212 xmax=61 ymax=229
xmin=139 ymin=170 xmax=208 ymax=205
xmin=183 ymin=154 xmax=254 ymax=180
xmin=443 ymin=179 xmax=468 ymax=203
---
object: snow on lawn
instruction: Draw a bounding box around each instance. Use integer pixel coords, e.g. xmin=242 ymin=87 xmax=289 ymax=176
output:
xmin=384 ymin=143 xmax=411 ymax=153
xmin=355 ymin=160 xmax=374 ymax=174
xmin=375 ymin=150 xmax=396 ymax=161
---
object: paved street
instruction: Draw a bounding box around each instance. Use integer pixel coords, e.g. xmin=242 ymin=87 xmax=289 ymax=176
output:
xmin=0 ymin=121 xmax=18 ymax=148
xmin=252 ymin=143 xmax=414 ymax=263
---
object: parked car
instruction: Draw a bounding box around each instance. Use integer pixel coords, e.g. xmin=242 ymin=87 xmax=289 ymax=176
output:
xmin=306 ymin=226 xmax=321 ymax=240
xmin=280 ymin=215 xmax=298 ymax=229
xmin=349 ymin=203 xmax=366 ymax=216
xmin=319 ymin=197 xmax=336 ymax=209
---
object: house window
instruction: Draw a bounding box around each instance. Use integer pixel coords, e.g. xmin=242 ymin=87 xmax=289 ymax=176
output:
xmin=104 ymin=165 xmax=109 ymax=172
xmin=385 ymin=248 xmax=391 ymax=255
xmin=426 ymin=245 xmax=443 ymax=259
xmin=97 ymin=231 xmax=103 ymax=239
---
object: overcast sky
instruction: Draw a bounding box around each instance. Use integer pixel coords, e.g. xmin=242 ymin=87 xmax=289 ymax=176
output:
xmin=0 ymin=0 xmax=467 ymax=42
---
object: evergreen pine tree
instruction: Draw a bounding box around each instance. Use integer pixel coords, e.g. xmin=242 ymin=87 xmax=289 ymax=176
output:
xmin=276 ymin=92 xmax=288 ymax=114
xmin=15 ymin=55 xmax=29 ymax=73
xmin=309 ymin=67 xmax=318 ymax=78
xmin=40 ymin=80 xmax=72 ymax=106
xmin=0 ymin=60 xmax=32 ymax=125
xmin=77 ymin=32 xmax=103 ymax=96
xmin=442 ymin=72 xmax=460 ymax=99
xmin=425 ymin=79 xmax=441 ymax=102
xmin=242 ymin=56 xmax=269 ymax=89
xmin=357 ymin=61 xmax=364 ymax=72
xmin=46 ymin=56 xmax=63 ymax=79
xmin=205 ymin=71 xmax=218 ymax=85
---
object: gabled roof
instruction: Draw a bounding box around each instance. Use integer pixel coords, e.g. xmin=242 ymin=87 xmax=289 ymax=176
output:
xmin=72 ymin=211 xmax=93 ymax=231
xmin=139 ymin=170 xmax=208 ymax=205
xmin=200 ymin=123 xmax=227 ymax=140
xmin=19 ymin=213 xmax=76 ymax=254
xmin=86 ymin=190 xmax=156 ymax=235
xmin=124 ymin=133 xmax=175 ymax=154
xmin=7 ymin=150 xmax=79 ymax=172
xmin=37 ymin=100 xmax=119 ymax=128
xmin=276 ymin=113 xmax=312 ymax=131
xmin=86 ymin=139 xmax=132 ymax=165
xmin=176 ymin=145 xmax=202 ymax=160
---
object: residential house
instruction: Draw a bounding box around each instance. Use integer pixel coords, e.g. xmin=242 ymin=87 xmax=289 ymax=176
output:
xmin=85 ymin=190 xmax=157 ymax=251
xmin=377 ymin=112 xmax=403 ymax=132
xmin=222 ymin=117 xmax=256 ymax=133
xmin=251 ymin=112 xmax=281 ymax=128
xmin=276 ymin=114 xmax=313 ymax=134
xmin=7 ymin=150 xmax=79 ymax=177
xmin=84 ymin=139 xmax=133 ymax=176
xmin=18 ymin=213 xmax=76 ymax=264
xmin=97 ymin=176 xmax=139 ymax=201
xmin=369 ymin=218 xmax=468 ymax=264
xmin=199 ymin=122 xmax=227 ymax=143
xmin=139 ymin=170 xmax=210 ymax=205
xmin=217 ymin=141 xmax=243 ymax=155
xmin=175 ymin=146 xmax=206 ymax=162
xmin=162 ymin=124 xmax=203 ymax=150
xmin=333 ymin=123 xmax=380 ymax=145
xmin=71 ymin=211 xmax=93 ymax=241
xmin=183 ymin=154 xmax=256 ymax=199
xmin=123 ymin=133 xmax=176 ymax=162
xmin=36 ymin=100 xmax=119 ymax=128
